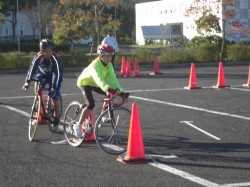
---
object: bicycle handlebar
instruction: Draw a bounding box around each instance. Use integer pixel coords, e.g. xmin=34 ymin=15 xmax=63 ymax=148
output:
xmin=29 ymin=79 xmax=51 ymax=91
xmin=101 ymin=93 xmax=129 ymax=107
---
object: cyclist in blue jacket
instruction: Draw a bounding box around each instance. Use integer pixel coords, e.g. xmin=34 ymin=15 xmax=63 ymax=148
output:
xmin=22 ymin=39 xmax=63 ymax=126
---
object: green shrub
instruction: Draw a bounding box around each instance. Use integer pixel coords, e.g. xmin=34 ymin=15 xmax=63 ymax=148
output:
xmin=59 ymin=51 xmax=90 ymax=68
xmin=131 ymin=49 xmax=154 ymax=64
xmin=158 ymin=47 xmax=195 ymax=64
xmin=0 ymin=52 xmax=31 ymax=69
xmin=192 ymin=43 xmax=219 ymax=62
xmin=227 ymin=44 xmax=250 ymax=61
xmin=1 ymin=44 xmax=250 ymax=70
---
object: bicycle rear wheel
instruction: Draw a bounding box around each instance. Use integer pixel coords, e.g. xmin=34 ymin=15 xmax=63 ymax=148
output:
xmin=95 ymin=107 xmax=131 ymax=155
xmin=63 ymin=101 xmax=86 ymax=147
xmin=28 ymin=95 xmax=41 ymax=141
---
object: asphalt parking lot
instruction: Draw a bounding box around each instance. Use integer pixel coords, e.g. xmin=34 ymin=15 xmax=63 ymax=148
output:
xmin=0 ymin=63 xmax=250 ymax=187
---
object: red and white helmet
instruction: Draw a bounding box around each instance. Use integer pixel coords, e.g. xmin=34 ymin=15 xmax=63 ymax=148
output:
xmin=97 ymin=44 xmax=114 ymax=55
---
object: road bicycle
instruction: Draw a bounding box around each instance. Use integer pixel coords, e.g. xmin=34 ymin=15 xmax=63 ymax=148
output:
xmin=28 ymin=79 xmax=62 ymax=141
xmin=63 ymin=92 xmax=131 ymax=155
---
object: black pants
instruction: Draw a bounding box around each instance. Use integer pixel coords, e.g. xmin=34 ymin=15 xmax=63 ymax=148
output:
xmin=80 ymin=86 xmax=106 ymax=110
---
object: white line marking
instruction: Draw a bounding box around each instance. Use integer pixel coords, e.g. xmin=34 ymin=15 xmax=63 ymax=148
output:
xmin=149 ymin=161 xmax=219 ymax=187
xmin=0 ymin=95 xmax=34 ymax=100
xmin=0 ymin=104 xmax=67 ymax=145
xmin=0 ymin=93 xmax=79 ymax=100
xmin=51 ymin=139 xmax=68 ymax=145
xmin=219 ymin=182 xmax=250 ymax=187
xmin=180 ymin=121 xmax=221 ymax=141
xmin=229 ymin=87 xmax=250 ymax=92
xmin=129 ymin=88 xmax=185 ymax=92
xmin=131 ymin=96 xmax=250 ymax=121
xmin=147 ymin=154 xmax=178 ymax=159
xmin=0 ymin=104 xmax=30 ymax=117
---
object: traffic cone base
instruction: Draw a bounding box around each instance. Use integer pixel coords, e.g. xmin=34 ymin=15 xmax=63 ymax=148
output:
xmin=184 ymin=86 xmax=202 ymax=89
xmin=117 ymin=155 xmax=152 ymax=164
xmin=212 ymin=85 xmax=230 ymax=88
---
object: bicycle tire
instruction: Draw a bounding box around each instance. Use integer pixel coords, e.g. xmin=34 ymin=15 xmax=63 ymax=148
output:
xmin=48 ymin=94 xmax=63 ymax=133
xmin=63 ymin=101 xmax=87 ymax=147
xmin=28 ymin=95 xmax=41 ymax=141
xmin=94 ymin=106 xmax=131 ymax=155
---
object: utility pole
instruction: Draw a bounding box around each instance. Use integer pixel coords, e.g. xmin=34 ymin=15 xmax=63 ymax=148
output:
xmin=17 ymin=0 xmax=20 ymax=51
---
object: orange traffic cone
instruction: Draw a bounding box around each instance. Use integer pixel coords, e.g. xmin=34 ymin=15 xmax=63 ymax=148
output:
xmin=120 ymin=56 xmax=126 ymax=76
xmin=124 ymin=57 xmax=131 ymax=77
xmin=133 ymin=57 xmax=140 ymax=77
xmin=84 ymin=111 xmax=95 ymax=141
xmin=243 ymin=65 xmax=250 ymax=87
xmin=117 ymin=103 xmax=152 ymax=164
xmin=154 ymin=55 xmax=160 ymax=74
xmin=39 ymin=90 xmax=46 ymax=124
xmin=184 ymin=63 xmax=201 ymax=89
xmin=213 ymin=61 xmax=230 ymax=88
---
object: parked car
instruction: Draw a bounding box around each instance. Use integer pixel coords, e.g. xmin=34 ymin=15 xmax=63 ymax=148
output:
xmin=73 ymin=36 xmax=93 ymax=46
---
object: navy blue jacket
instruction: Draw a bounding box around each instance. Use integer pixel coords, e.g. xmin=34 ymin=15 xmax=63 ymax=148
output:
xmin=25 ymin=52 xmax=63 ymax=89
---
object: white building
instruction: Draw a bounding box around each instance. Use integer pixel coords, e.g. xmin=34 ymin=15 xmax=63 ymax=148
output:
xmin=0 ymin=11 xmax=40 ymax=41
xmin=135 ymin=0 xmax=250 ymax=45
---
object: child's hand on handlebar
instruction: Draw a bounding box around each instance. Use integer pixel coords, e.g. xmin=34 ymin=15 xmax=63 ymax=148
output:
xmin=120 ymin=92 xmax=130 ymax=99
xmin=22 ymin=82 xmax=29 ymax=92
xmin=107 ymin=88 xmax=117 ymax=96
xmin=50 ymin=88 xmax=56 ymax=97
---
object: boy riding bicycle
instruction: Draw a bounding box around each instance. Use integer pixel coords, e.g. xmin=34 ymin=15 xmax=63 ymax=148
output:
xmin=22 ymin=39 xmax=63 ymax=127
xmin=74 ymin=44 xmax=129 ymax=139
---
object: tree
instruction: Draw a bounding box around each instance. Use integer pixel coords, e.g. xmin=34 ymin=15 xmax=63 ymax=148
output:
xmin=52 ymin=0 xmax=121 ymax=45
xmin=0 ymin=2 xmax=4 ymax=20
xmin=195 ymin=14 xmax=221 ymax=35
xmin=186 ymin=0 xmax=249 ymax=60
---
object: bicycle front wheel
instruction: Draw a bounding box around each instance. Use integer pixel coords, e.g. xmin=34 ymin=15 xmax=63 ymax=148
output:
xmin=95 ymin=107 xmax=131 ymax=155
xmin=28 ymin=95 xmax=41 ymax=141
xmin=63 ymin=101 xmax=85 ymax=147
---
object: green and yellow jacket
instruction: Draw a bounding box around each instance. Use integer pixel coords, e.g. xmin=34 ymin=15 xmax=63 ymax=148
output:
xmin=77 ymin=57 xmax=124 ymax=93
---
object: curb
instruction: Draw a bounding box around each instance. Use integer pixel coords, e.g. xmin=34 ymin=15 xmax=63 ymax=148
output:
xmin=0 ymin=61 xmax=249 ymax=74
